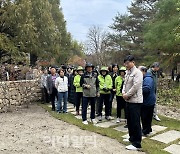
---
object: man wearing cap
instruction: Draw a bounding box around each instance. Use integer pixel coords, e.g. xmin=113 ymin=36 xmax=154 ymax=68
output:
xmin=97 ymin=66 xmax=112 ymax=121
xmin=122 ymin=55 xmax=143 ymax=150
xmin=80 ymin=63 xmax=99 ymax=125
xmin=73 ymin=66 xmax=84 ymax=115
xmin=147 ymin=62 xmax=161 ymax=121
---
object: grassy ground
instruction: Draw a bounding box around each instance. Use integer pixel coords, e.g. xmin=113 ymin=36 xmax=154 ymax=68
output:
xmin=39 ymin=103 xmax=180 ymax=154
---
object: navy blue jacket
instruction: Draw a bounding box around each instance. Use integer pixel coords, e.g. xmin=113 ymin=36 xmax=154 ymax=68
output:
xmin=143 ymin=72 xmax=156 ymax=106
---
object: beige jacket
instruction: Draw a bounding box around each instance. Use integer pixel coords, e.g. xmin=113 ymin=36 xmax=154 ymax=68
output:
xmin=122 ymin=66 xmax=143 ymax=103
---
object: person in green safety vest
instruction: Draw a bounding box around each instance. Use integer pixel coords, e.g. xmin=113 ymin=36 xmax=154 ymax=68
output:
xmin=115 ymin=66 xmax=127 ymax=126
xmin=73 ymin=66 xmax=84 ymax=115
xmin=97 ymin=66 xmax=113 ymax=121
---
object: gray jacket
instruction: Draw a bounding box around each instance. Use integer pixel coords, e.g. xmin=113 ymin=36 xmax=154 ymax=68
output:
xmin=47 ymin=73 xmax=59 ymax=94
xmin=122 ymin=66 xmax=143 ymax=103
xmin=80 ymin=72 xmax=99 ymax=97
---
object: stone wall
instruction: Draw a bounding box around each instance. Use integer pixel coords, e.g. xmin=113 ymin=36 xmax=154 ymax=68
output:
xmin=0 ymin=80 xmax=42 ymax=112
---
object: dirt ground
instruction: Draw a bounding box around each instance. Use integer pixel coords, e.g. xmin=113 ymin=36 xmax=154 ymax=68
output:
xmin=0 ymin=103 xmax=144 ymax=154
xmin=157 ymin=104 xmax=180 ymax=120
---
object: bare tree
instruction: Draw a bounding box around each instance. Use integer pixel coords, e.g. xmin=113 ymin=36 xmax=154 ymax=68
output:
xmin=85 ymin=26 xmax=110 ymax=66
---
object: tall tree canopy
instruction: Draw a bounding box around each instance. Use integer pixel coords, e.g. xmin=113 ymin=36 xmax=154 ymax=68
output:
xmin=109 ymin=0 xmax=179 ymax=68
xmin=110 ymin=0 xmax=158 ymax=62
xmin=144 ymin=0 xmax=180 ymax=53
xmin=143 ymin=0 xmax=180 ymax=67
xmin=0 ymin=0 xmax=83 ymax=65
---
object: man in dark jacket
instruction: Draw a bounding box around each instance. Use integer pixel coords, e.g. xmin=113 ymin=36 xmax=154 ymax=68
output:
xmin=80 ymin=63 xmax=99 ymax=125
xmin=139 ymin=66 xmax=156 ymax=136
xmin=147 ymin=62 xmax=160 ymax=121
xmin=47 ymin=66 xmax=59 ymax=111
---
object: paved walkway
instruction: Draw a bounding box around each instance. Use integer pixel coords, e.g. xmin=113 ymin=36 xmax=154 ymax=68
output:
xmin=0 ymin=103 xmax=144 ymax=154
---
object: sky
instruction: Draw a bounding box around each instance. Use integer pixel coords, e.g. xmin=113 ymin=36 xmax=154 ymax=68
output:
xmin=61 ymin=0 xmax=132 ymax=42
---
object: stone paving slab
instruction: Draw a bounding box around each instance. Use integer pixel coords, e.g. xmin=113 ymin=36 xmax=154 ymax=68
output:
xmin=67 ymin=104 xmax=75 ymax=109
xmin=122 ymin=134 xmax=129 ymax=139
xmin=67 ymin=108 xmax=76 ymax=112
xmin=70 ymin=111 xmax=77 ymax=115
xmin=113 ymin=125 xmax=128 ymax=133
xmin=74 ymin=116 xmax=92 ymax=120
xmin=150 ymin=125 xmax=167 ymax=135
xmin=75 ymin=115 xmax=82 ymax=120
xmin=94 ymin=121 xmax=118 ymax=128
xmin=151 ymin=130 xmax=180 ymax=144
xmin=122 ymin=125 xmax=168 ymax=139
xmin=47 ymin=104 xmax=51 ymax=108
xmin=74 ymin=113 xmax=95 ymax=120
xmin=164 ymin=144 xmax=180 ymax=154
xmin=122 ymin=134 xmax=146 ymax=140
xmin=120 ymin=119 xmax=127 ymax=122
xmin=96 ymin=116 xmax=114 ymax=122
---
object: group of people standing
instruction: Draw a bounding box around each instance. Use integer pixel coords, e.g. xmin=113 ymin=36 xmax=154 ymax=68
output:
xmin=40 ymin=55 xmax=161 ymax=151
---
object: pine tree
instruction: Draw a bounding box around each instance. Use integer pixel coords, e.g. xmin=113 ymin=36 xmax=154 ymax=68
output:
xmin=109 ymin=0 xmax=159 ymax=62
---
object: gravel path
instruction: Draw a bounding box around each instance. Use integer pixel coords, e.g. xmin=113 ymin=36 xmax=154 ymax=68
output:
xmin=0 ymin=103 xmax=145 ymax=154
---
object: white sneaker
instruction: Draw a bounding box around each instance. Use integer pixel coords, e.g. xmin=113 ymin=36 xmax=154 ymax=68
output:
xmin=125 ymin=145 xmax=138 ymax=150
xmin=98 ymin=116 xmax=102 ymax=121
xmin=91 ymin=119 xmax=97 ymax=124
xmin=105 ymin=116 xmax=110 ymax=121
xmin=82 ymin=120 xmax=88 ymax=125
xmin=123 ymin=138 xmax=130 ymax=142
xmin=109 ymin=116 xmax=114 ymax=120
xmin=116 ymin=118 xmax=120 ymax=123
xmin=154 ymin=115 xmax=161 ymax=121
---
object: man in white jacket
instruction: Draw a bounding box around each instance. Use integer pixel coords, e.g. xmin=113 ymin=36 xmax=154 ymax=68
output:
xmin=122 ymin=55 xmax=143 ymax=151
xmin=55 ymin=69 xmax=68 ymax=113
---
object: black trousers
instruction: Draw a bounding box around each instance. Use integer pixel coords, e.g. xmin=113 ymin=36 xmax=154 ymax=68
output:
xmin=50 ymin=87 xmax=58 ymax=111
xmin=41 ymin=86 xmax=49 ymax=103
xmin=98 ymin=94 xmax=110 ymax=117
xmin=116 ymin=96 xmax=127 ymax=119
xmin=141 ymin=104 xmax=155 ymax=135
xmin=96 ymin=96 xmax=100 ymax=114
xmin=82 ymin=97 xmax=96 ymax=121
xmin=109 ymin=91 xmax=115 ymax=116
xmin=127 ymin=103 xmax=142 ymax=148
xmin=75 ymin=92 xmax=83 ymax=111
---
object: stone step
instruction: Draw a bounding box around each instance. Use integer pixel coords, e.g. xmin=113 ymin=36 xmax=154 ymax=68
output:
xmin=67 ymin=103 xmax=75 ymax=109
xmin=94 ymin=121 xmax=118 ymax=128
xmin=150 ymin=130 xmax=180 ymax=144
xmin=74 ymin=115 xmax=82 ymax=120
xmin=47 ymin=104 xmax=51 ymax=108
xmin=113 ymin=125 xmax=128 ymax=133
xmin=121 ymin=125 xmax=168 ymax=140
xmin=149 ymin=125 xmax=167 ymax=136
xmin=164 ymin=144 xmax=180 ymax=154
xmin=70 ymin=111 xmax=77 ymax=115
xmin=68 ymin=108 xmax=76 ymax=112
xmin=122 ymin=134 xmax=146 ymax=140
